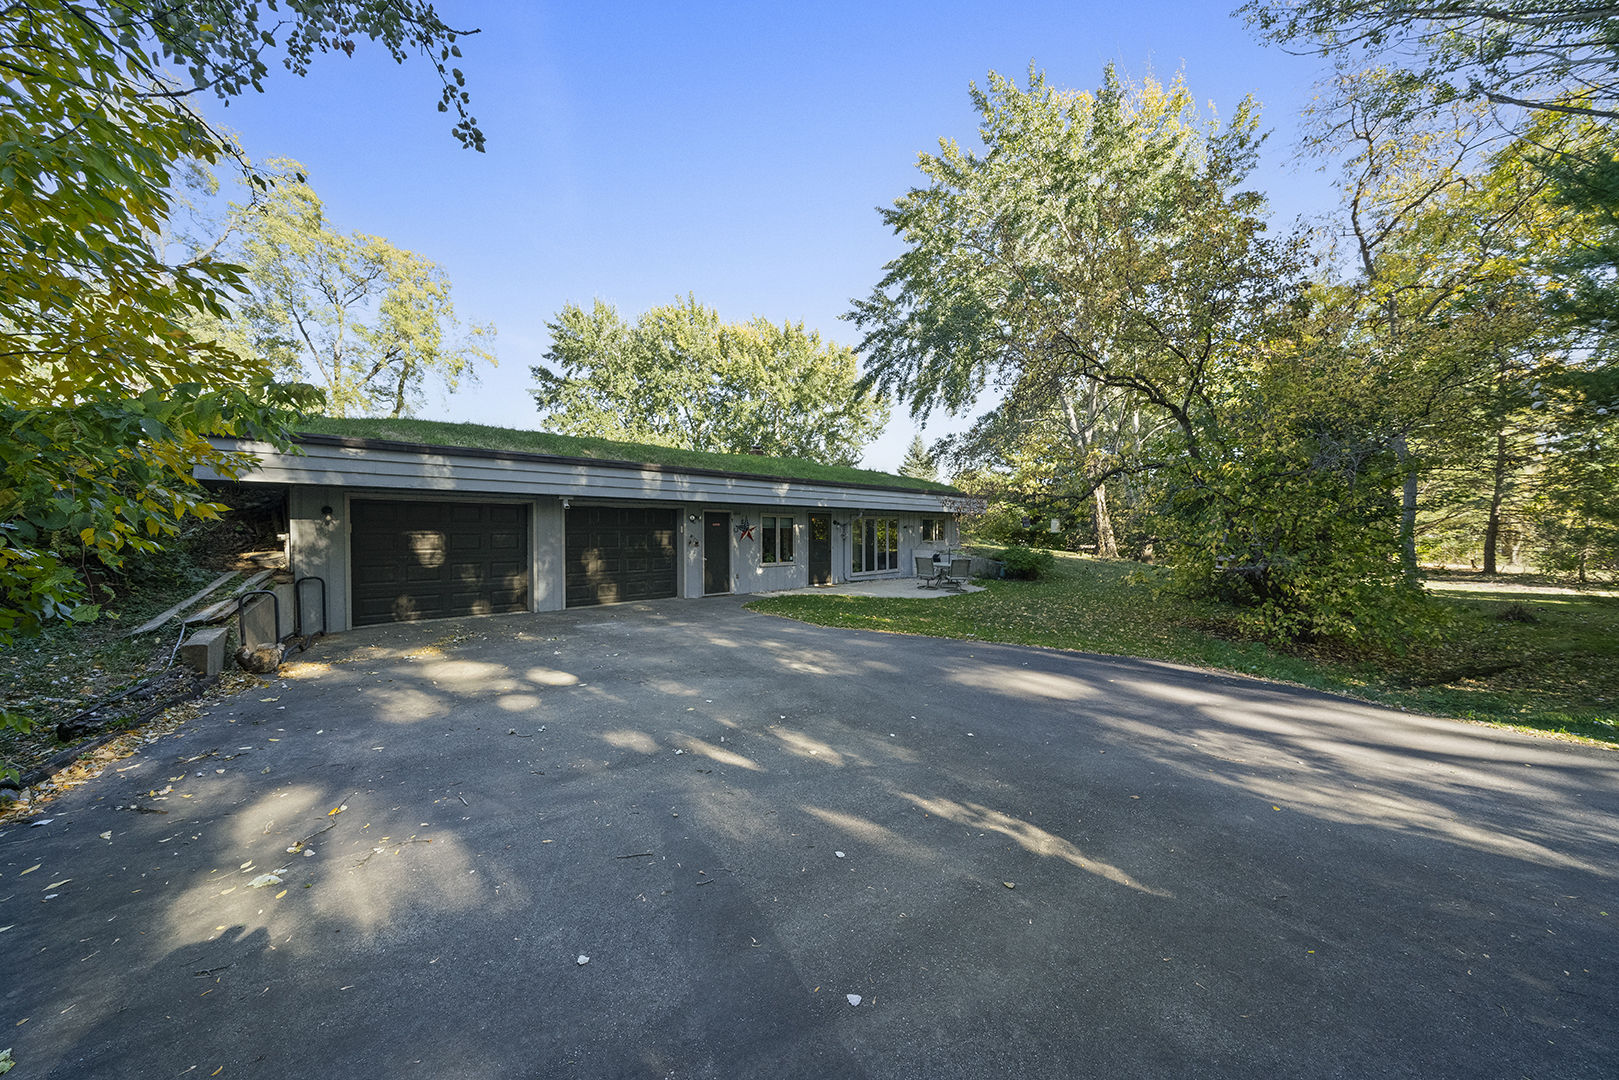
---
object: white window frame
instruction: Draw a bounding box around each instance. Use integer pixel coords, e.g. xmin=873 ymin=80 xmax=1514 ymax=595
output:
xmin=852 ymin=516 xmax=899 ymax=574
xmin=761 ymin=514 xmax=796 ymax=564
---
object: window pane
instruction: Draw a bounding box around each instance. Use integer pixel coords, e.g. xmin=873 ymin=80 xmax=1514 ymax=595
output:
xmin=762 ymin=516 xmax=776 ymax=563
xmin=779 ymin=518 xmax=794 ymax=562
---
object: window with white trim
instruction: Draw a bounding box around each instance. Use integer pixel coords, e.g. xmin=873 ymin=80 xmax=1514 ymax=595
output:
xmin=761 ymin=515 xmax=795 ymax=563
xmin=852 ymin=517 xmax=899 ymax=573
xmin=920 ymin=518 xmax=944 ymax=542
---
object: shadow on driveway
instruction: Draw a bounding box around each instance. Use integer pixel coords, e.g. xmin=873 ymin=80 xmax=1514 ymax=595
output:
xmin=2 ymin=597 xmax=1615 ymax=1078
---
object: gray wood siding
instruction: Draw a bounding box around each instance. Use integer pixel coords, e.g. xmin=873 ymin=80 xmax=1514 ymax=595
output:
xmin=206 ymin=439 xmax=959 ymax=514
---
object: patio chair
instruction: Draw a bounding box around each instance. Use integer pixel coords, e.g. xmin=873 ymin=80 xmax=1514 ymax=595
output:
xmin=915 ymin=555 xmax=943 ymax=589
xmin=941 ymin=557 xmax=973 ymax=592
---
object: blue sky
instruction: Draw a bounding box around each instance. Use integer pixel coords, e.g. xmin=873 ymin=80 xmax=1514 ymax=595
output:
xmin=197 ymin=1 xmax=1336 ymax=472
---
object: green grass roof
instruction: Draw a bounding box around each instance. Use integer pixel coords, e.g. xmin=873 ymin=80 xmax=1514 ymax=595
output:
xmin=296 ymin=417 xmax=959 ymax=493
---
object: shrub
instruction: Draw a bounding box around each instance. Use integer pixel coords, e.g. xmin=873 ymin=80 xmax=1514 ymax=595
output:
xmin=1497 ymin=601 xmax=1539 ymax=623
xmin=997 ymin=545 xmax=1056 ymax=580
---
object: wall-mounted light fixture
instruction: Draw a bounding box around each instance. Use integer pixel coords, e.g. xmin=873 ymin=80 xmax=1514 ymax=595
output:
xmin=561 ymin=498 xmax=571 ymax=509
xmin=320 ymin=505 xmax=334 ymax=525
xmin=688 ymin=514 xmax=700 ymax=523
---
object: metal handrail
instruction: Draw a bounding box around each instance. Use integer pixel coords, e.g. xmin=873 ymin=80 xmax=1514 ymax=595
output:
xmin=232 ymin=589 xmax=281 ymax=650
xmin=294 ymin=576 xmax=327 ymax=640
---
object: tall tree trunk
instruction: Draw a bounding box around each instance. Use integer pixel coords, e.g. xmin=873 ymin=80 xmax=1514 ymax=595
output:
xmin=1058 ymin=382 xmax=1118 ymax=557
xmin=1395 ymin=434 xmax=1419 ymax=581
xmin=391 ymin=369 xmax=409 ymax=417
xmin=1482 ymin=429 xmax=1510 ymax=574
xmin=1092 ymin=480 xmax=1118 ymax=559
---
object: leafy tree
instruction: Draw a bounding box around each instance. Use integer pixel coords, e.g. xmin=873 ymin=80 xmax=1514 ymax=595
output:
xmin=0 ymin=2 xmax=481 ymax=660
xmin=1529 ymin=408 xmax=1619 ymax=582
xmin=219 ymin=160 xmax=495 ymax=418
xmin=1245 ymin=1 xmax=1619 ymax=406
xmin=1301 ymin=67 xmax=1608 ymax=576
xmin=898 ymin=435 xmax=937 ymax=481
xmin=939 ymin=374 xmax=1175 ymax=558
xmin=848 ymin=65 xmax=1443 ymax=644
xmin=1535 ymin=121 xmax=1619 ymax=403
xmin=532 ymin=296 xmax=889 ymax=466
xmin=1241 ymin=1 xmax=1619 ymax=121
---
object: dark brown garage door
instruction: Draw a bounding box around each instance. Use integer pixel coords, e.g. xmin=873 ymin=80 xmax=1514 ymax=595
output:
xmin=351 ymin=500 xmax=529 ymax=626
xmin=565 ymin=506 xmax=678 ymax=607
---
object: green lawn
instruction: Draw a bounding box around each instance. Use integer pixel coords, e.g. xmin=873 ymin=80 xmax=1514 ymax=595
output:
xmin=745 ymin=551 xmax=1619 ymax=748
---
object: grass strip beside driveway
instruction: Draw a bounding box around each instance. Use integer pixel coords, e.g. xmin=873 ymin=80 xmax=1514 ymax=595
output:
xmin=746 ymin=551 xmax=1619 ymax=749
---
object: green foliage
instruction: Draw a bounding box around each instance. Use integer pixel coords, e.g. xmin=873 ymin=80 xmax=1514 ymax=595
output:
xmin=1535 ymin=125 xmax=1619 ymax=400
xmin=746 ymin=551 xmax=1619 ymax=747
xmin=850 ymin=65 xmax=1281 ymax=437
xmin=104 ymin=0 xmax=487 ymax=151
xmin=1527 ymin=409 xmax=1619 ymax=582
xmin=0 ymin=383 xmax=320 ymax=640
xmin=0 ymin=2 xmax=476 ymax=662
xmin=1242 ymin=1 xmax=1619 ymax=121
xmin=295 ymin=417 xmax=957 ymax=492
xmin=220 ymin=159 xmax=496 ymax=418
xmin=898 ymin=434 xmax=937 ymax=481
xmin=848 ymin=65 xmax=1448 ymax=645
xmin=533 ymin=296 xmax=889 ymax=466
xmin=994 ymin=545 xmax=1056 ymax=580
xmin=1251 ymin=11 xmax=1619 ymax=585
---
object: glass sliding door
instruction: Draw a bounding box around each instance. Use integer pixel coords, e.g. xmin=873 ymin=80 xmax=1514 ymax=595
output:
xmin=852 ymin=517 xmax=899 ymax=574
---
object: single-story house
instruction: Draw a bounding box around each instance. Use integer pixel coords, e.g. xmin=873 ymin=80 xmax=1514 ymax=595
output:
xmin=200 ymin=420 xmax=972 ymax=633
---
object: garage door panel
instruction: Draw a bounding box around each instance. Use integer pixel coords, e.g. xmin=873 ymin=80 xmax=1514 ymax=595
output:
xmin=564 ymin=506 xmax=677 ymax=607
xmin=351 ymin=500 xmax=529 ymax=627
xmin=356 ymin=563 xmax=401 ymax=586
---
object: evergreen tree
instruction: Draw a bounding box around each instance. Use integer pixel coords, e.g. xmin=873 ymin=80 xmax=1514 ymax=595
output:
xmin=898 ymin=434 xmax=937 ymax=481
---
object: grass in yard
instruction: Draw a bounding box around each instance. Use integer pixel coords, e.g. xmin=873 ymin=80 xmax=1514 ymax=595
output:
xmin=745 ymin=551 xmax=1619 ymax=748
xmin=297 ymin=417 xmax=958 ymax=493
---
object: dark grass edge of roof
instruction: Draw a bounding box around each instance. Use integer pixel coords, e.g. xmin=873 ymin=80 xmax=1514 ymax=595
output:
xmin=291 ymin=421 xmax=961 ymax=497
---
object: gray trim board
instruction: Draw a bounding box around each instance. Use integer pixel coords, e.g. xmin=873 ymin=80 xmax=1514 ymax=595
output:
xmin=206 ymin=438 xmax=961 ymax=514
xmin=289 ymin=432 xmax=955 ymax=498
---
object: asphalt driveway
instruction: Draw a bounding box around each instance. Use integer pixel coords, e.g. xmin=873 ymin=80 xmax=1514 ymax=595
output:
xmin=2 ymin=597 xmax=1615 ymax=1079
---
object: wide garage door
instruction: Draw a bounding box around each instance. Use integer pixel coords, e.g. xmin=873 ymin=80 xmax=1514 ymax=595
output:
xmin=565 ymin=506 xmax=677 ymax=607
xmin=351 ymin=500 xmax=529 ymax=626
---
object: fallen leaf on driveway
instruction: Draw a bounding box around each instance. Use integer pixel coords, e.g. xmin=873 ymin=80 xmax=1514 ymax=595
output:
xmin=18 ymin=865 xmax=39 ymax=876
xmin=328 ymin=805 xmax=347 ymax=817
xmin=43 ymin=880 xmax=70 ymax=890
xmin=846 ymin=994 xmax=861 ymax=1006
xmin=576 ymin=955 xmax=589 ymax=966
xmin=246 ymin=874 xmax=282 ymax=889
xmin=260 ymin=697 xmax=279 ymax=702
